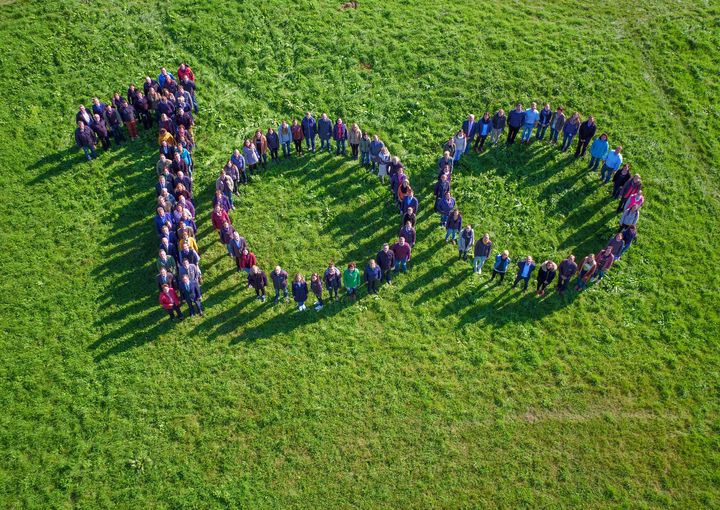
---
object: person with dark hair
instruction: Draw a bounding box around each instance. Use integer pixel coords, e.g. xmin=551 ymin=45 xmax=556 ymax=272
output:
xmin=535 ymin=103 xmax=552 ymax=141
xmin=364 ymin=259 xmax=382 ymax=295
xmin=376 ymin=243 xmax=395 ymax=285
xmin=556 ymin=254 xmax=578 ymax=294
xmin=292 ymin=274 xmax=308 ymax=311
xmin=575 ymin=254 xmax=597 ymax=291
xmin=591 ymin=247 xmax=615 ymax=283
xmin=291 ymin=119 xmax=304 ymax=155
xmin=574 ymin=115 xmax=597 ymax=157
xmin=318 ymin=113 xmax=333 ymax=153
xmin=506 ymin=103 xmax=525 ymax=145
xmin=359 ymin=132 xmax=371 ymax=167
xmin=248 ymin=265 xmax=268 ymax=302
xmin=266 ymin=127 xmax=280 ymax=162
xmin=588 ymin=133 xmax=609 ymax=170
xmin=343 ymin=262 xmax=361 ymax=300
xmin=399 ymin=221 xmax=416 ymax=247
xmin=254 ymin=129 xmax=268 ymax=169
xmin=237 ymin=246 xmax=256 ymax=273
xmin=310 ymin=273 xmax=324 ymax=310
xmin=618 ymin=225 xmax=637 ymax=260
xmin=611 ymin=164 xmax=631 ymax=199
xmin=391 ymin=237 xmax=412 ymax=273
xmin=461 ymin=114 xmax=476 ymax=154
xmin=74 ymin=121 xmax=97 ymax=161
xmin=490 ymin=251 xmax=511 ymax=283
xmin=179 ymin=274 xmax=203 ymax=317
xmin=561 ymin=112 xmax=580 ymax=152
xmin=159 ymin=284 xmax=184 ymax=321
xmin=302 ymin=112 xmax=317 ymax=152
xmin=118 ymin=100 xmax=138 ymax=140
xmin=445 ymin=209 xmax=462 ymax=244
xmin=473 ymin=112 xmax=493 ymax=151
xmin=548 ymin=106 xmax=565 ymax=145
xmin=402 ymin=207 xmax=416 ymax=229
xmin=513 ymin=256 xmax=536 ymax=291
xmin=606 ymin=233 xmax=625 ymax=260
xmin=490 ymin=108 xmax=506 ymax=145
xmin=617 ymin=174 xmax=642 ymax=212
xmin=436 ymin=192 xmax=456 ymax=227
xmin=333 ymin=117 xmax=348 ymax=155
xmin=458 ymin=224 xmax=474 ymax=261
xmin=473 ymin=233 xmax=492 ymax=274
xmin=324 ymin=261 xmax=342 ymax=300
xmin=535 ymin=260 xmax=557 ymax=296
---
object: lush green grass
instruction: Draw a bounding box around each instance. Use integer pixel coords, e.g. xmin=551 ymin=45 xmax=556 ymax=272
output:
xmin=1 ymin=0 xmax=719 ymax=508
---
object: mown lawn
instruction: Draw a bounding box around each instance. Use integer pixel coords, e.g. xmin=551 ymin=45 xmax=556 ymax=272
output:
xmin=1 ymin=0 xmax=719 ymax=508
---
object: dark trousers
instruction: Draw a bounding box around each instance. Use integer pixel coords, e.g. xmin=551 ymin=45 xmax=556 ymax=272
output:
xmin=186 ymin=299 xmax=203 ymax=315
xmin=167 ymin=305 xmax=183 ymax=320
xmin=110 ymin=124 xmax=125 ymax=144
xmin=254 ymin=286 xmax=265 ymax=297
xmin=506 ymin=126 xmax=520 ymax=145
xmin=536 ymin=278 xmax=552 ymax=292
xmin=350 ymin=143 xmax=359 ymax=159
xmin=557 ymin=276 xmax=570 ymax=293
xmin=98 ymin=134 xmax=110 ymax=150
xmin=474 ymin=134 xmax=488 ymax=151
xmin=382 ymin=269 xmax=393 ymax=284
xmin=139 ymin=111 xmax=152 ymax=130
xmin=270 ymin=148 xmax=279 ymax=161
xmin=367 ymin=279 xmax=379 ymax=294
xmin=294 ymin=139 xmax=303 ymax=154
xmin=490 ymin=269 xmax=506 ymax=282
xmin=313 ymin=292 xmax=323 ymax=306
xmin=513 ymin=274 xmax=530 ymax=290
xmin=575 ymin=138 xmax=590 ymax=157
xmin=327 ymin=282 xmax=339 ymax=298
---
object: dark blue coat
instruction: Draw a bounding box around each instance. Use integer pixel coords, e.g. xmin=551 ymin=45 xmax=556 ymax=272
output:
xmin=179 ymin=281 xmax=202 ymax=302
xmin=364 ymin=264 xmax=381 ymax=282
xmin=376 ymin=249 xmax=395 ymax=270
xmin=301 ymin=116 xmax=316 ymax=137
xmin=332 ymin=122 xmax=348 ymax=141
xmin=462 ymin=119 xmax=476 ymax=140
xmin=292 ymin=282 xmax=308 ymax=302
xmin=318 ymin=118 xmax=333 ymax=139
xmin=508 ymin=110 xmax=526 ymax=129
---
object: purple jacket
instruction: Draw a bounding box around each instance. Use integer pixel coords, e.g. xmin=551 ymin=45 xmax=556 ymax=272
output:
xmin=332 ymin=122 xmax=348 ymax=141
xmin=446 ymin=214 xmax=462 ymax=230
xmin=376 ymin=249 xmax=395 ymax=270
xmin=75 ymin=126 xmax=96 ymax=147
xmin=271 ymin=270 xmax=289 ymax=289
xmin=558 ymin=259 xmax=578 ymax=279
xmin=436 ymin=197 xmax=456 ymax=216
xmin=301 ymin=116 xmax=316 ymax=137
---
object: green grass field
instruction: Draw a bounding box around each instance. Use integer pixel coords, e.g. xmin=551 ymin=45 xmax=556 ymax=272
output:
xmin=1 ymin=0 xmax=719 ymax=507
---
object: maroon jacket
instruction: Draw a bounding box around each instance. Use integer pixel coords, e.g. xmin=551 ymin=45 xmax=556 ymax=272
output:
xmin=391 ymin=242 xmax=411 ymax=261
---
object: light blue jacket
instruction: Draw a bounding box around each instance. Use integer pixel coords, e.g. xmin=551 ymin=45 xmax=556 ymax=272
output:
xmin=590 ymin=137 xmax=609 ymax=158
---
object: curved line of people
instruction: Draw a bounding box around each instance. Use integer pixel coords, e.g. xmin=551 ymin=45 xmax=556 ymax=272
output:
xmin=211 ymin=113 xmax=421 ymax=311
xmin=432 ymin=104 xmax=643 ymax=296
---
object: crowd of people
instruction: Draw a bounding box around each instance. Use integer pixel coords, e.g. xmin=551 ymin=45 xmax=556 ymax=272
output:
xmin=433 ymin=105 xmax=643 ymax=296
xmin=74 ymin=69 xmax=645 ymax=320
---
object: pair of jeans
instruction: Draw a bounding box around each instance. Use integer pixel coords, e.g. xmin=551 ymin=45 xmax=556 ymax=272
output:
xmin=490 ymin=128 xmax=503 ymax=144
xmin=367 ymin=279 xmax=378 ymax=294
xmin=327 ymin=283 xmax=339 ymax=298
xmin=464 ymin=138 xmax=473 ymax=153
xmin=274 ymin=287 xmax=288 ymax=302
xmin=320 ymin=137 xmax=332 ymax=152
xmin=223 ymin=190 xmax=234 ymax=208
xmin=335 ymin=139 xmax=346 ymax=154
xmin=521 ymin=124 xmax=534 ymax=141
xmin=445 ymin=228 xmax=459 ymax=241
xmin=557 ymin=276 xmax=570 ymax=293
xmin=259 ymin=153 xmax=267 ymax=166
xmin=619 ymin=241 xmax=631 ymax=258
xmin=474 ymin=135 xmax=488 ymax=151
xmin=560 ymin=132 xmax=574 ymax=151
xmin=548 ymin=127 xmax=560 ymax=143
xmin=506 ymin=125 xmax=520 ymax=144
xmin=281 ymin=142 xmax=291 ymax=156
xmin=350 ymin=143 xmax=359 ymax=159
xmin=513 ymin=274 xmax=530 ymax=290
xmin=382 ymin=269 xmax=392 ymax=283
xmin=82 ymin=145 xmax=97 ymax=160
xmin=254 ymin=286 xmax=266 ymax=298
xmin=453 ymin=150 xmax=462 ymax=162
xmin=536 ymin=124 xmax=548 ymax=140
xmin=440 ymin=214 xmax=449 ymax=226
xmin=473 ymin=255 xmax=487 ymax=272
xmin=394 ymin=259 xmax=407 ymax=272
xmin=576 ymin=271 xmax=589 ymax=289
xmin=600 ymin=164 xmax=616 ymax=183
xmin=593 ymin=270 xmax=607 ymax=282
xmin=361 ymin=151 xmax=370 ymax=165
xmin=186 ymin=299 xmax=203 ymax=315
xmin=575 ymin=138 xmax=590 ymax=156
xmin=490 ymin=269 xmax=506 ymax=282
xmin=313 ymin=293 xmax=324 ymax=306
xmin=269 ymin=148 xmax=279 ymax=161
xmin=167 ymin=305 xmax=183 ymax=320
xmin=589 ymin=156 xmax=602 ymax=170
xmin=305 ymin=135 xmax=315 ymax=151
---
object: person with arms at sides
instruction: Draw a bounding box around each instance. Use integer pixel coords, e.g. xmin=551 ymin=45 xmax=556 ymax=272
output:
xmin=490 ymin=250 xmax=511 ymax=283
xmin=624 ymin=188 xmax=645 ymax=213
xmin=291 ymin=119 xmax=304 ymax=156
xmin=310 ymin=273 xmax=324 ymax=310
xmin=76 ymin=104 xmax=92 ymax=126
xmin=513 ymin=255 xmax=536 ymax=291
xmin=301 ymin=112 xmax=317 ymax=152
xmin=445 ymin=209 xmax=462 ymax=244
xmin=606 ymin=233 xmax=625 ymax=261
xmin=520 ymin=101 xmax=539 ymax=144
xmin=133 ymin=91 xmax=151 ymax=130
xmin=228 ymin=232 xmax=247 ymax=271
xmin=619 ymin=225 xmax=637 ymax=260
xmin=575 ymin=253 xmax=597 ymax=291
xmin=561 ymin=112 xmax=581 ymax=152
xmin=601 ymin=145 xmax=624 ymax=183
xmin=461 ymin=114 xmax=476 ymax=153
xmin=548 ymin=106 xmax=566 ymax=145
xmin=91 ymin=97 xmax=107 ymax=117
xmin=230 ymin=151 xmax=247 ymax=188
xmin=391 ymin=237 xmax=412 ymax=273
xmin=458 ymin=224 xmax=475 ymax=261
xmin=158 ymin=67 xmax=175 ymax=89
xmin=248 ymin=265 xmax=268 ymax=302
xmin=343 ymin=262 xmax=361 ymax=301
xmin=617 ymin=173 xmax=642 ymax=212
xmin=490 ymin=108 xmax=506 ymax=145
xmin=365 ymin=259 xmax=382 ymax=295
xmin=401 ymin=188 xmax=419 ymax=217
xmin=91 ymin=114 xmax=110 ymax=151
xmin=177 ymin=63 xmax=195 ymax=82
xmin=506 ymin=103 xmax=525 ymax=145
xmin=292 ymin=274 xmax=309 ymax=311
xmin=271 ymin=265 xmax=289 ymax=304
xmin=242 ymin=139 xmax=260 ymax=176
xmin=213 ymin=189 xmax=231 ymax=213
xmin=118 ymin=99 xmax=138 ymax=141
xmin=266 ymin=127 xmax=280 ymax=162
xmin=359 ymin=131 xmax=371 ymax=167
xmin=436 ymin=191 xmax=456 ymax=228
xmin=159 ymin=235 xmax=178 ymax=262
xmin=179 ymin=257 xmax=202 ymax=285
xmin=324 ymin=261 xmax=342 ymax=300
xmin=377 ymin=146 xmax=391 ymax=184
xmin=473 ymin=112 xmax=492 ymax=152
xmin=434 ymin=173 xmax=450 ymax=201
xmin=591 ymin=247 xmax=614 ymax=283
xmin=75 ymin=121 xmax=97 ymax=161
xmin=178 ymin=227 xmax=199 ymax=254
xmin=156 ymin=267 xmax=176 ymax=291
xmin=159 ymin=284 xmax=184 ymax=322
xmin=219 ymin=221 xmax=236 ymax=257
xmin=154 ymin=206 xmax=173 ymax=236
xmin=453 ymin=129 xmax=467 ymax=162
xmin=158 ymin=128 xmax=175 ymax=148
xmin=611 ymin=163 xmax=631 ymax=199
xmin=619 ymin=204 xmax=640 ymax=231
xmin=237 ymin=247 xmax=256 ymax=273
xmin=254 ymin=129 xmax=268 ymax=169
xmin=179 ymin=244 xmax=200 ymax=268
xmin=535 ymin=260 xmax=557 ymax=296
xmin=369 ymin=135 xmax=385 ymax=173
xmin=588 ymin=133 xmax=609 ymax=171
xmin=535 ymin=103 xmax=552 ymax=141
xmin=473 ymin=233 xmax=492 ymax=274
xmin=348 ymin=123 xmax=362 ymax=160
xmin=556 ymin=254 xmax=577 ymax=294
xmin=278 ymin=121 xmax=292 ymax=158
xmin=157 ymin=249 xmax=177 ymax=275
xmin=402 ymin=206 xmax=416 ymax=229
xmin=399 ymin=220 xmax=416 ymax=248
xmin=575 ymin=115 xmax=597 ymax=157
xmin=333 ymin=117 xmax=348 ymax=155
xmin=376 ymin=243 xmax=395 ymax=285
xmin=443 ymin=136 xmax=456 ymax=158
xmin=318 ymin=113 xmax=333 ymax=153
xmin=179 ymin=274 xmax=203 ymax=317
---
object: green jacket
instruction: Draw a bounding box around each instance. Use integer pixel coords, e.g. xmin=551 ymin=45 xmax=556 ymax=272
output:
xmin=157 ymin=254 xmax=177 ymax=274
xmin=343 ymin=268 xmax=360 ymax=288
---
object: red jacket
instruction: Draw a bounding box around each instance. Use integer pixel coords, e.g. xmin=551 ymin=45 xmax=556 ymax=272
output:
xmin=211 ymin=209 xmax=231 ymax=230
xmin=159 ymin=288 xmax=180 ymax=309
xmin=239 ymin=251 xmax=257 ymax=269
xmin=178 ymin=65 xmax=195 ymax=82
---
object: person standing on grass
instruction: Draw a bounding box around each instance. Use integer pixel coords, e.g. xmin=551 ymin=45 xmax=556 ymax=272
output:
xmin=179 ymin=244 xmax=200 ymax=268
xmin=401 ymin=189 xmax=419 ymax=216
xmin=490 ymin=250 xmax=511 ymax=283
xmin=343 ymin=262 xmax=361 ymax=300
xmin=458 ymin=224 xmax=475 ymax=261
xmin=157 ymin=249 xmax=177 ymax=275
xmin=291 ymin=119 xmax=304 ymax=156
xmin=556 ymin=254 xmax=577 ymax=294
xmin=154 ymin=206 xmax=173 ymax=236
xmin=535 ymin=260 xmax=557 ymax=296
xmin=462 ymin=114 xmax=476 ymax=153
xmin=490 ymin=108 xmax=506 ymax=145
xmin=365 ymin=259 xmax=382 ymax=295
xmin=506 ymin=103 xmax=525 ymax=145
xmin=435 ymin=173 xmax=450 ymax=201
xmin=473 ymin=233 xmax=492 ymax=274
xmin=231 ymin=149 xmax=247 ymax=187
xmin=159 ymin=284 xmax=184 ymax=321
xmin=243 ymin=139 xmax=260 ymax=175
xmin=391 ymin=237 xmax=412 ymax=273
xmin=278 ymin=121 xmax=292 ymax=158
xmin=359 ymin=132 xmax=371 ymax=167
xmin=310 ymin=273 xmax=324 ymax=310
xmin=119 ymin=100 xmax=139 ymax=141
xmin=611 ymin=164 xmax=631 ymax=199
xmin=302 ymin=112 xmax=317 ymax=152
xmin=179 ymin=257 xmax=202 ymax=286
xmin=535 ymin=103 xmax=552 ymax=141
xmin=333 ymin=117 xmax=348 ymax=155
xmin=513 ymin=256 xmax=536 ymax=291
xmin=474 ymin=112 xmax=492 ymax=152
xmin=453 ymin=130 xmax=467 ymax=162
xmin=591 ymin=247 xmax=614 ymax=283
xmin=266 ymin=127 xmax=280 ymax=162
xmin=254 ymin=130 xmax=268 ymax=169
xmin=561 ymin=112 xmax=581 ymax=152
xmin=575 ymin=253 xmax=597 ymax=291
xmin=318 ymin=113 xmax=333 ymax=153
xmin=211 ymin=204 xmax=231 ymax=240
xmin=445 ymin=209 xmax=462 ymax=244
xmin=619 ymin=204 xmax=640 ymax=231
xmin=75 ymin=121 xmax=97 ymax=161
xmin=438 ymin=152 xmax=454 ymax=175
xmin=215 ymin=168 xmax=235 ymax=209
xmin=213 ymin=189 xmax=231 ymax=213
xmin=607 ymin=232 xmax=625 ymax=260
xmin=521 ymin=102 xmax=540 ymax=143
xmin=271 ymin=266 xmax=289 ymax=304
xmin=237 ymin=247 xmax=256 ymax=273
xmin=376 ymin=243 xmax=396 ymax=285
xmin=91 ymin=114 xmax=110 ymax=151
xmin=156 ymin=267 xmax=176 ymax=291
xmin=324 ymin=261 xmax=342 ymax=300
xmin=402 ymin=206 xmax=417 ymax=229
xmin=248 ymin=265 xmax=268 ymax=302
xmin=76 ymin=104 xmax=92 ymax=126
xmin=348 ymin=123 xmax=362 ymax=160
xmin=107 ymin=105 xmax=127 ymax=145
xmin=617 ymin=174 xmax=642 ymax=212
xmin=177 ymin=63 xmax=195 ymax=82
xmin=443 ymin=136 xmax=456 ymax=158
xmin=229 ymin=232 xmax=247 ymax=271
xmin=179 ymin=274 xmax=204 ymax=317
xmin=601 ymin=146 xmax=623 ymax=183
xmin=436 ymin=191 xmax=456 ymax=227
xmin=369 ymin=135 xmax=385 ymax=173
xmin=588 ymin=133 xmax=609 ymax=171
xmin=292 ymin=274 xmax=308 ymax=311
xmin=548 ymin=106 xmax=566 ymax=145
xmin=399 ymin=221 xmax=417 ymax=247
xmin=377 ymin=146 xmax=391 ymax=184
xmin=619 ymin=225 xmax=637 ymax=259
xmin=575 ymin=115 xmax=597 ymax=157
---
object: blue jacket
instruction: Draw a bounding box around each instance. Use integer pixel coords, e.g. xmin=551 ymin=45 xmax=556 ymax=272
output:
xmin=507 ymin=110 xmax=525 ymax=128
xmin=292 ymin=281 xmax=308 ymax=302
xmin=462 ymin=119 xmax=476 ymax=140
xmin=516 ymin=260 xmax=536 ymax=278
xmin=278 ymin=126 xmax=292 ymax=143
xmin=538 ymin=108 xmax=552 ymax=126
xmin=590 ymin=137 xmax=609 ymax=158
xmin=318 ymin=118 xmax=333 ymax=138
xmin=364 ymin=264 xmax=382 ymax=282
xmin=301 ymin=116 xmax=316 ymax=137
xmin=494 ymin=255 xmax=511 ymax=273
xmin=401 ymin=195 xmax=419 ymax=214
xmin=179 ymin=281 xmax=202 ymax=302
xmin=478 ymin=118 xmax=492 ymax=136
xmin=155 ymin=213 xmax=173 ymax=235
xmin=370 ymin=140 xmax=384 ymax=158
xmin=332 ymin=122 xmax=348 ymax=141
xmin=436 ymin=197 xmax=456 ymax=215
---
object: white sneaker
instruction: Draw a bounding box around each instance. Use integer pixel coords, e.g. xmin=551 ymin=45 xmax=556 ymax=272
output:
xmin=313 ymin=301 xmax=319 ymax=306
xmin=315 ymin=304 xmax=323 ymax=311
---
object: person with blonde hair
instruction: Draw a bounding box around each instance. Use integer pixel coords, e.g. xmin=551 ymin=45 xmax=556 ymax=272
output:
xmin=292 ymin=273 xmax=308 ymax=311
